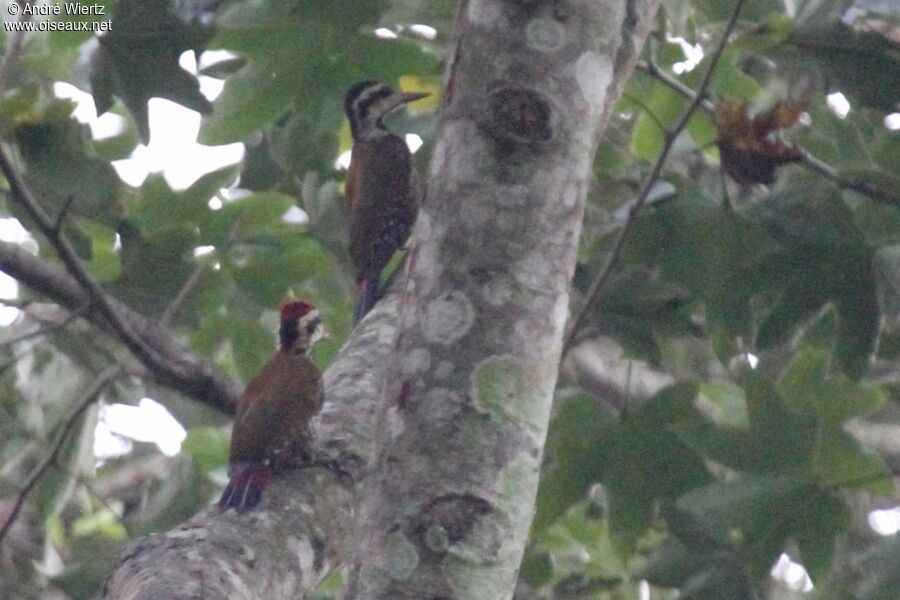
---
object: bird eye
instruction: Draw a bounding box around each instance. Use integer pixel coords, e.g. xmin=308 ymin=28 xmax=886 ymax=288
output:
xmin=306 ymin=317 xmax=321 ymax=334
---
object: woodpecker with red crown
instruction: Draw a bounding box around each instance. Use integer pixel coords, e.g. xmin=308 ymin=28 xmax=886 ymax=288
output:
xmin=343 ymin=81 xmax=429 ymax=321
xmin=218 ymin=300 xmax=325 ymax=512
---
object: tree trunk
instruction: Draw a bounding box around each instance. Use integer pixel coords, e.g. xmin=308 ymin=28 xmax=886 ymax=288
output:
xmin=102 ymin=0 xmax=660 ymax=597
xmin=342 ymin=1 xmax=659 ymax=597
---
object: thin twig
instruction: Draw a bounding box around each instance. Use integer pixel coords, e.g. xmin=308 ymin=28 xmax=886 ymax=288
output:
xmin=159 ymin=262 xmax=208 ymax=329
xmin=0 ymin=239 xmax=241 ymax=411
xmin=0 ymin=262 xmax=208 ymax=545
xmin=71 ymin=469 xmax=133 ymax=538
xmin=0 ymin=365 xmax=120 ymax=546
xmin=0 ymin=346 xmax=35 ymax=373
xmin=0 ymin=146 xmax=192 ymax=386
xmin=637 ymin=59 xmax=716 ymax=114
xmin=52 ymin=195 xmax=77 ymax=235
xmin=621 ymin=91 xmax=668 ymax=135
xmin=0 ymin=3 xmax=31 ymax=96
xmin=635 ymin=60 xmax=900 ymax=206
xmin=0 ymin=303 xmax=89 ymax=349
xmin=0 ymin=298 xmax=32 ymax=310
xmin=562 ymin=0 xmax=748 ymax=356
xmin=0 ymin=437 xmax=133 ymax=538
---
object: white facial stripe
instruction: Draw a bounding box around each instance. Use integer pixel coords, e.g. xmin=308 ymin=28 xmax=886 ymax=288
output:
xmin=298 ymin=309 xmax=320 ymax=329
xmin=357 ymin=84 xmax=391 ymax=106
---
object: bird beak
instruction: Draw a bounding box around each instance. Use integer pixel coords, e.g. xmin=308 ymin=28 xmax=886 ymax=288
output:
xmin=400 ymin=91 xmax=430 ymax=104
xmin=387 ymin=91 xmax=430 ymax=113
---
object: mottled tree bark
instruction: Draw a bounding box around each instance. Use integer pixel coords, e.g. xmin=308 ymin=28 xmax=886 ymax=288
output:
xmin=342 ymin=1 xmax=659 ymax=598
xmin=102 ymin=0 xmax=660 ymax=598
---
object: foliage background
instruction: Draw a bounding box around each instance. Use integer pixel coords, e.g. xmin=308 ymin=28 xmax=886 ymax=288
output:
xmin=0 ymin=0 xmax=899 ymax=598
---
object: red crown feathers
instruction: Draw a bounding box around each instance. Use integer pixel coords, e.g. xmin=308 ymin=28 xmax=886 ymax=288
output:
xmin=280 ymin=300 xmax=316 ymax=321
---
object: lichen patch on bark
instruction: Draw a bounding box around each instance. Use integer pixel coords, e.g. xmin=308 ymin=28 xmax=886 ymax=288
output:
xmin=384 ymin=531 xmax=420 ymax=580
xmin=526 ymin=17 xmax=567 ymax=52
xmin=287 ymin=536 xmax=315 ymax=579
xmin=471 ymin=355 xmax=549 ymax=434
xmin=575 ymin=51 xmax=613 ymax=111
xmin=422 ymin=291 xmax=476 ymax=345
xmin=402 ymin=348 xmax=432 ymax=376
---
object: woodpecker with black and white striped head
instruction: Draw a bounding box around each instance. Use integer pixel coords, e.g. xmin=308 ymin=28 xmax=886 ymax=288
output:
xmin=344 ymin=81 xmax=428 ymax=321
xmin=218 ymin=300 xmax=325 ymax=512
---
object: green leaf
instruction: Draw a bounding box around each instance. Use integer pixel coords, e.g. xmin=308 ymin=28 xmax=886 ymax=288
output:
xmin=113 ymin=223 xmax=199 ymax=313
xmin=743 ymin=371 xmax=816 ymax=471
xmin=228 ymin=237 xmax=333 ymax=307
xmin=753 ymin=185 xmax=879 ymax=379
xmin=181 ymin=427 xmax=230 ymax=473
xmin=606 ymin=464 xmax=656 ymax=560
xmin=640 ymin=539 xmax=702 ymax=588
xmin=857 ymin=534 xmax=900 ymax=600
xmin=591 ymin=272 xmax=700 ymax=365
xmin=229 ymin=319 xmax=274 ymax=383
xmin=127 ymin=166 xmax=239 ymax=236
xmin=629 ymin=196 xmax=775 ymax=349
xmin=533 ymin=393 xmax=611 ymax=532
xmin=677 ymin=475 xmax=806 ymax=533
xmin=520 ymin=549 xmax=555 ymax=587
xmin=674 ymin=419 xmax=761 ymax=472
xmin=34 ymin=403 xmax=99 ymax=524
xmin=71 ymin=505 xmax=127 ymax=540
xmin=787 ymin=23 xmax=900 ymax=112
xmin=755 ymin=290 xmax=824 ymax=350
xmin=778 ymin=348 xmax=884 ymax=423
xmin=92 ymin=110 xmax=140 ymax=162
xmin=90 ymin=0 xmax=213 ymax=143
xmin=626 ymin=83 xmax=684 ymax=161
xmin=661 ymin=502 xmax=730 ymax=550
xmin=199 ymin=191 xmax=297 ymax=248
xmin=692 ymin=0 xmax=783 ymax=22
xmin=794 ymin=492 xmax=850 ymax=582
xmin=814 ymin=429 xmax=891 ymax=493
xmin=81 ymin=220 xmax=122 ymax=282
xmin=52 ymin=531 xmax=124 ymax=600
xmin=699 ymin=381 xmax=748 ymax=428
xmin=683 ymin=46 xmax=761 ymax=102
xmin=602 ymin=383 xmax=710 ymax=558
xmin=13 ymin=105 xmax=121 ymax=227
xmin=199 ymin=0 xmax=436 ymax=144
xmin=267 ymin=93 xmax=342 ymax=177
xmin=130 ymin=456 xmax=208 ymax=536
xmin=875 ymin=246 xmax=900 ymax=319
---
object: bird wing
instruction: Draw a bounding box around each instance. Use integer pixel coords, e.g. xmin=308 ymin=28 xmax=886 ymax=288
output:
xmin=229 ymin=352 xmax=323 ymax=464
xmin=345 ymin=134 xmax=416 ymax=275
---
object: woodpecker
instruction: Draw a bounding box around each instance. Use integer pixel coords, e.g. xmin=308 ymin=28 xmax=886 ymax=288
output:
xmin=344 ymin=81 xmax=429 ymax=321
xmin=218 ymin=300 xmax=325 ymax=512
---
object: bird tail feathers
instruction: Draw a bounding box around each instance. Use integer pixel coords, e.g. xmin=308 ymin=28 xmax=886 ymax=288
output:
xmin=218 ymin=463 xmax=273 ymax=512
xmin=354 ymin=274 xmax=380 ymax=322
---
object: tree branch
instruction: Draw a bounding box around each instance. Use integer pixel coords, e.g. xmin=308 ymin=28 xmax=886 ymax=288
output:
xmin=635 ymin=60 xmax=900 ymax=206
xmin=562 ymin=0 xmax=747 ymax=356
xmin=0 ymin=302 xmax=88 ymax=349
xmin=1 ymin=248 xmax=225 ymax=547
xmin=0 ymin=365 xmax=120 ymax=546
xmin=0 ymin=146 xmax=217 ymax=400
xmin=0 ymin=240 xmax=240 ymax=412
